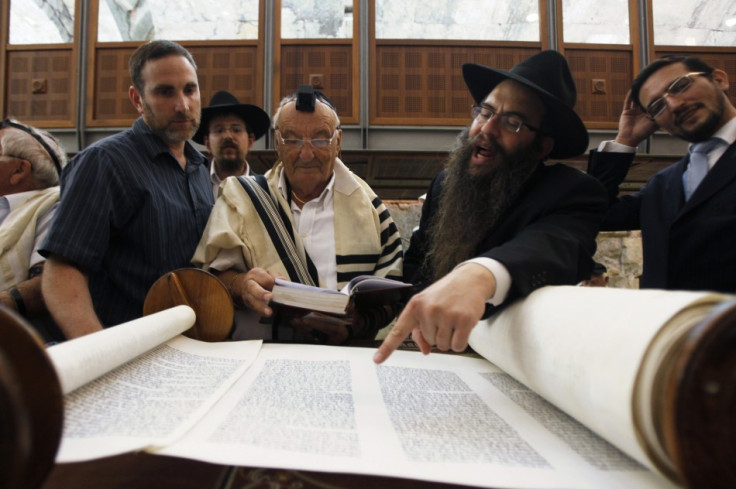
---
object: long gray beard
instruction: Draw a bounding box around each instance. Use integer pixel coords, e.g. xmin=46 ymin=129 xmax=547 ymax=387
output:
xmin=425 ymin=133 xmax=541 ymax=282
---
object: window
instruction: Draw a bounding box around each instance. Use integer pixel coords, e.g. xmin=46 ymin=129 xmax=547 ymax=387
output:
xmin=9 ymin=0 xmax=74 ymax=44
xmin=375 ymin=0 xmax=539 ymax=41
xmin=97 ymin=0 xmax=259 ymax=42
xmin=562 ymin=0 xmax=630 ymax=44
xmin=281 ymin=0 xmax=354 ymax=39
xmin=653 ymin=0 xmax=736 ymax=46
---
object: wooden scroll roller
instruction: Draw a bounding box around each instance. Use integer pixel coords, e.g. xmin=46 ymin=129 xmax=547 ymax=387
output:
xmin=143 ymin=268 xmax=234 ymax=343
xmin=658 ymin=299 xmax=736 ymax=489
xmin=0 ymin=307 xmax=63 ymax=489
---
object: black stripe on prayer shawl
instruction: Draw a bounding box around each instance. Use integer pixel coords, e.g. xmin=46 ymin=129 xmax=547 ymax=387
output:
xmin=236 ymin=176 xmax=318 ymax=286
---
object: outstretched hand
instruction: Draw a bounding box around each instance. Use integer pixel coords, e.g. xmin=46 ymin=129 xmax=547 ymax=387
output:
xmin=614 ymin=90 xmax=658 ymax=148
xmin=373 ymin=264 xmax=495 ymax=364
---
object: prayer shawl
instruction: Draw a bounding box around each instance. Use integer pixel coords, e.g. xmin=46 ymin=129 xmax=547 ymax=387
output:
xmin=192 ymin=158 xmax=403 ymax=288
xmin=0 ymin=187 xmax=59 ymax=289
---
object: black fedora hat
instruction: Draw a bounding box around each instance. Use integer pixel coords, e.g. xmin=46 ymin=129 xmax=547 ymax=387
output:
xmin=462 ymin=50 xmax=588 ymax=159
xmin=192 ymin=90 xmax=271 ymax=144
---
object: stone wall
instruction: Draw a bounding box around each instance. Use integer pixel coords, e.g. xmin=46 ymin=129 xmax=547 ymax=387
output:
xmin=386 ymin=200 xmax=642 ymax=289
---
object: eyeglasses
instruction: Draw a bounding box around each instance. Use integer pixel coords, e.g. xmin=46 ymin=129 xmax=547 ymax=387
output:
xmin=645 ymin=72 xmax=707 ymax=119
xmin=471 ymin=104 xmax=541 ymax=133
xmin=0 ymin=119 xmax=63 ymax=176
xmin=275 ymin=129 xmax=338 ymax=149
xmin=209 ymin=124 xmax=249 ymax=137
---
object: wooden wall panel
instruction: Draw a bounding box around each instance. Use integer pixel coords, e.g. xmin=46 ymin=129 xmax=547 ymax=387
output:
xmin=90 ymin=45 xmax=262 ymax=127
xmin=279 ymin=45 xmax=354 ymax=123
xmin=565 ymin=48 xmax=633 ymax=129
xmin=189 ymin=46 xmax=261 ymax=107
xmin=93 ymin=47 xmax=137 ymax=125
xmin=372 ymin=45 xmax=539 ymax=125
xmin=5 ymin=49 xmax=74 ymax=126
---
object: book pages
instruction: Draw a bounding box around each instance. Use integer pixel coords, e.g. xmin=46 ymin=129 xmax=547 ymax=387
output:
xmin=156 ymin=344 xmax=677 ymax=489
xmin=467 ymin=285 xmax=729 ymax=482
xmin=47 ymin=306 xmax=198 ymax=394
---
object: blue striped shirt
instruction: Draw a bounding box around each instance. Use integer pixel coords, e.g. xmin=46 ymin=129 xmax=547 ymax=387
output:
xmin=40 ymin=118 xmax=213 ymax=326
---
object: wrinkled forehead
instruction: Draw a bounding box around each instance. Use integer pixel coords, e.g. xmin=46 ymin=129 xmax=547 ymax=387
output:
xmin=278 ymin=100 xmax=338 ymax=135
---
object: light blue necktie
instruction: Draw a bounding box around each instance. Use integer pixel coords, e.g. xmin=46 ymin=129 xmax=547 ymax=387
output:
xmin=683 ymin=138 xmax=722 ymax=200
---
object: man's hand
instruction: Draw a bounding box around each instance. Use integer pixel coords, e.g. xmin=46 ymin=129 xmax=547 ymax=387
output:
xmin=373 ymin=264 xmax=496 ymax=364
xmin=614 ymin=90 xmax=658 ymax=148
xmin=223 ymin=268 xmax=281 ymax=317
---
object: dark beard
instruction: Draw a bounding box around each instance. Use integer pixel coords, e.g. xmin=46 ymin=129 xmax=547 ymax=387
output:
xmin=217 ymin=155 xmax=245 ymax=173
xmin=674 ymin=90 xmax=727 ymax=142
xmin=425 ymin=132 xmax=542 ymax=282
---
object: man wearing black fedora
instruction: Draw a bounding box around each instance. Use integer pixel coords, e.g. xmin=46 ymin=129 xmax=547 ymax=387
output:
xmin=375 ymin=50 xmax=608 ymax=364
xmin=192 ymin=90 xmax=270 ymax=196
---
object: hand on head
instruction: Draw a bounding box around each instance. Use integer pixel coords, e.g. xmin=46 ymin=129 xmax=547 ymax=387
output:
xmin=614 ymin=90 xmax=658 ymax=148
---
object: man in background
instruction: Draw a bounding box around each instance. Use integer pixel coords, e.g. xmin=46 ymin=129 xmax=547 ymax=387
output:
xmin=40 ymin=40 xmax=213 ymax=339
xmin=375 ymin=50 xmax=607 ymax=363
xmin=191 ymin=90 xmax=270 ymax=196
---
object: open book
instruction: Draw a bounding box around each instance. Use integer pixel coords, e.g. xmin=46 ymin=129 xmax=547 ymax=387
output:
xmin=269 ymin=275 xmax=412 ymax=315
xmin=41 ymin=286 xmax=736 ymax=488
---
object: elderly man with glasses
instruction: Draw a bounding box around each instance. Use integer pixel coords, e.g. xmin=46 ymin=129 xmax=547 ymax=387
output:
xmin=0 ymin=119 xmax=67 ymax=341
xmin=193 ymin=86 xmax=403 ymax=344
xmin=587 ymin=55 xmax=736 ymax=293
xmin=375 ymin=50 xmax=608 ymax=364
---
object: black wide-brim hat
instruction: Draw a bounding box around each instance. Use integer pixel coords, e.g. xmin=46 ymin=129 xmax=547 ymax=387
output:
xmin=462 ymin=50 xmax=588 ymax=159
xmin=192 ymin=90 xmax=271 ymax=144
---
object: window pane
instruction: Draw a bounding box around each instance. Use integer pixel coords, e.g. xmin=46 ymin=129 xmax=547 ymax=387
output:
xmin=375 ymin=0 xmax=539 ymax=41
xmin=562 ymin=0 xmax=629 ymax=44
xmin=281 ymin=0 xmax=354 ymax=39
xmin=653 ymin=0 xmax=736 ymax=46
xmin=97 ymin=0 xmax=259 ymax=42
xmin=9 ymin=0 xmax=75 ymax=44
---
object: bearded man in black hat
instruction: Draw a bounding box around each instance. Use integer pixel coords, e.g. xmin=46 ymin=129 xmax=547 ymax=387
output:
xmin=192 ymin=90 xmax=270 ymax=196
xmin=374 ymin=50 xmax=608 ymax=364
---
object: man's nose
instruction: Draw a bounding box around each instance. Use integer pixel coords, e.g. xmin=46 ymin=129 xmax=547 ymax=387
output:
xmin=174 ymin=92 xmax=189 ymax=112
xmin=479 ymin=113 xmax=501 ymax=136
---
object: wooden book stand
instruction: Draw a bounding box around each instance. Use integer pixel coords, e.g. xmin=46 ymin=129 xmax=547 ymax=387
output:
xmin=143 ymin=268 xmax=234 ymax=342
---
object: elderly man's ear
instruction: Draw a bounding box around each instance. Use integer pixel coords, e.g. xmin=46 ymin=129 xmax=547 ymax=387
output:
xmin=9 ymin=158 xmax=34 ymax=187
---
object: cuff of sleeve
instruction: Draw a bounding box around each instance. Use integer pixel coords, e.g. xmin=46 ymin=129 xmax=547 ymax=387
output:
xmin=455 ymin=258 xmax=511 ymax=306
xmin=597 ymin=140 xmax=637 ymax=153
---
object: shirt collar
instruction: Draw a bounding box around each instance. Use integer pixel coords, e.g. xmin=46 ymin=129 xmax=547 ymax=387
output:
xmin=278 ymin=169 xmax=336 ymax=209
xmin=713 ymin=116 xmax=736 ymax=147
xmin=3 ymin=189 xmax=49 ymax=211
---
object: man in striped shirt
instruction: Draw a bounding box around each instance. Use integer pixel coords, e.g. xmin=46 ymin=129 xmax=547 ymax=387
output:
xmin=193 ymin=87 xmax=403 ymax=344
xmin=40 ymin=41 xmax=213 ymax=339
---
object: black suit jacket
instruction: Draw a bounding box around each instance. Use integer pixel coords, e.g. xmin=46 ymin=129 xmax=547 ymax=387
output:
xmin=588 ymin=142 xmax=736 ymax=292
xmin=404 ymin=163 xmax=608 ymax=306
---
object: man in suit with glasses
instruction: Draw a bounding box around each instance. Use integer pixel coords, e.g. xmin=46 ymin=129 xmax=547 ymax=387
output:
xmin=587 ymin=55 xmax=736 ymax=293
